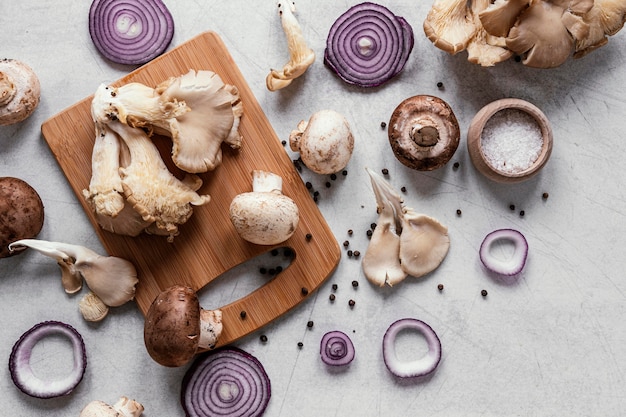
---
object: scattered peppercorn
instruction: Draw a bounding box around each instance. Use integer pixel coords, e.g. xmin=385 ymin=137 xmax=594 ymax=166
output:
xmin=330 ymin=173 xmax=337 ymax=181
xmin=436 ymin=81 xmax=444 ymax=89
xmin=382 ymin=168 xmax=389 ymax=175
xmin=301 ymin=287 xmax=309 ymax=296
xmin=456 ymin=209 xmax=462 ymax=216
xmin=240 ymin=311 xmax=247 ymax=319
xmin=347 ymin=250 xmax=353 ymax=257
xmin=313 ymin=191 xmax=320 ymax=197
xmin=297 ymin=342 xmax=304 ymax=348
xmin=509 ymin=204 xmax=516 ymax=211
xmin=343 ymin=240 xmax=350 ymax=247
xmin=275 ymin=266 xmax=283 ymax=274
xmin=453 ymin=162 xmax=460 ymax=170
xmin=353 ymin=250 xmax=360 ymax=257
xmin=481 ymin=289 xmax=488 ymax=297
xmin=307 ymin=320 xmax=314 ymax=328
xmin=352 ymin=280 xmax=358 ymax=288
xmin=380 ymin=121 xmax=387 ymax=129
xmin=305 ymin=233 xmax=312 ymax=241
xmin=348 ymin=299 xmax=356 ymax=307
xmin=284 ymin=248 xmax=293 ymax=257
xmin=542 ymin=192 xmax=549 ymax=200
xmin=329 ymin=293 xmax=336 ymax=301
xmin=260 ymin=334 xmax=268 ymax=343
xmin=332 ymin=284 xmax=338 ymax=291
xmin=366 ymin=230 xmax=373 ymax=238
xmin=271 ymin=249 xmax=279 ymax=256
xmin=325 ymin=181 xmax=331 ymax=188
xmin=342 ymin=170 xmax=348 ymax=176
xmin=305 ymin=181 xmax=313 ymax=190
xmin=268 ymin=268 xmax=276 ymax=275
xmin=401 ymin=186 xmax=407 ymax=193
xmin=437 ymin=284 xmax=444 ymax=291
xmin=348 ymin=229 xmax=353 ymax=236
xmin=519 ymin=210 xmax=525 ymax=217
xmin=370 ymin=223 xmax=377 ymax=230
xmin=281 ymin=140 xmax=287 ymax=146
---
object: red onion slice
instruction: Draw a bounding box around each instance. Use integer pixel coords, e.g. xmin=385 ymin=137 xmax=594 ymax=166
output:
xmin=479 ymin=228 xmax=528 ymax=275
xmin=320 ymin=331 xmax=355 ymax=366
xmin=89 ymin=0 xmax=174 ymax=65
xmin=324 ymin=2 xmax=414 ymax=88
xmin=9 ymin=321 xmax=87 ymax=399
xmin=382 ymin=318 xmax=441 ymax=378
xmin=181 ymin=347 xmax=271 ymax=417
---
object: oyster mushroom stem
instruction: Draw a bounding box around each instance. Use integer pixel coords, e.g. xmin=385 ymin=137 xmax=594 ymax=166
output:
xmin=144 ymin=285 xmax=223 ymax=367
xmin=388 ymin=95 xmax=460 ymax=171
xmin=362 ymin=169 xmax=450 ymax=287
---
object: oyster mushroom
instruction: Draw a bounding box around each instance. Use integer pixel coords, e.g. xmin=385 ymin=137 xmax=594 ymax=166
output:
xmin=574 ymin=0 xmax=626 ymax=58
xmin=229 ymin=170 xmax=299 ymax=245
xmin=80 ymin=396 xmax=144 ymax=417
xmin=289 ymin=109 xmax=354 ymax=174
xmin=388 ymin=95 xmax=460 ymax=171
xmin=0 ymin=59 xmax=40 ymax=126
xmin=7 ymin=239 xmax=138 ymax=321
xmin=362 ymin=169 xmax=450 ymax=287
xmin=143 ymin=285 xmax=223 ymax=367
xmin=266 ymin=0 xmax=316 ymax=91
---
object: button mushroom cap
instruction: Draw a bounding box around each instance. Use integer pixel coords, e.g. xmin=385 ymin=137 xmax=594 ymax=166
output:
xmin=289 ymin=109 xmax=354 ymax=175
xmin=80 ymin=396 xmax=144 ymax=417
xmin=144 ymin=285 xmax=223 ymax=367
xmin=230 ymin=170 xmax=299 ymax=245
xmin=0 ymin=59 xmax=40 ymax=126
xmin=0 ymin=177 xmax=44 ymax=258
xmin=388 ymin=95 xmax=460 ymax=171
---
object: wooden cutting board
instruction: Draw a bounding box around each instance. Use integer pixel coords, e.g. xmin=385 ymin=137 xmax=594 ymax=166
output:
xmin=41 ymin=31 xmax=341 ymax=348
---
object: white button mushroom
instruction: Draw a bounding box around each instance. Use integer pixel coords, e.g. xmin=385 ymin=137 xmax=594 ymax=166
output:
xmin=229 ymin=170 xmax=299 ymax=245
xmin=0 ymin=59 xmax=40 ymax=126
xmin=289 ymin=109 xmax=354 ymax=174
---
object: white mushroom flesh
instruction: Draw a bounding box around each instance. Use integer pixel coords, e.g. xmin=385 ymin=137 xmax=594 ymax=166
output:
xmin=230 ymin=170 xmax=299 ymax=245
xmin=80 ymin=396 xmax=144 ymax=417
xmin=266 ymin=1 xmax=316 ymax=91
xmin=0 ymin=59 xmax=40 ymax=126
xmin=289 ymin=109 xmax=354 ymax=174
xmin=199 ymin=308 xmax=223 ymax=350
xmin=362 ymin=168 xmax=450 ymax=286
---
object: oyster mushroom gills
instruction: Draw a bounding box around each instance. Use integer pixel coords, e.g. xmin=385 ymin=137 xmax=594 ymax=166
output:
xmin=84 ymin=69 xmax=242 ymax=241
xmin=362 ymin=169 xmax=450 ymax=287
xmin=388 ymin=95 xmax=460 ymax=171
xmin=424 ymin=0 xmax=626 ymax=67
xmin=0 ymin=177 xmax=44 ymax=258
xmin=0 ymin=59 xmax=40 ymax=126
xmin=80 ymin=396 xmax=144 ymax=417
xmin=7 ymin=239 xmax=138 ymax=322
xmin=144 ymin=285 xmax=223 ymax=367
xmin=266 ymin=0 xmax=315 ymax=91
xmin=229 ymin=170 xmax=300 ymax=245
xmin=289 ymin=109 xmax=354 ymax=174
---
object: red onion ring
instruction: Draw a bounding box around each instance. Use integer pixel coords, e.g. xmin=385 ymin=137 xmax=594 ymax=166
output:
xmin=181 ymin=347 xmax=271 ymax=417
xmin=320 ymin=331 xmax=355 ymax=366
xmin=89 ymin=0 xmax=174 ymax=65
xmin=382 ymin=318 xmax=441 ymax=378
xmin=324 ymin=2 xmax=414 ymax=88
xmin=9 ymin=321 xmax=87 ymax=399
xmin=479 ymin=228 xmax=528 ymax=275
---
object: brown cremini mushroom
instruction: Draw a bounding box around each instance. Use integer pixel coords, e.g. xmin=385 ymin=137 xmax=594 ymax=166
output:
xmin=388 ymin=95 xmax=460 ymax=171
xmin=0 ymin=177 xmax=44 ymax=258
xmin=144 ymin=285 xmax=223 ymax=367
xmin=0 ymin=59 xmax=40 ymax=126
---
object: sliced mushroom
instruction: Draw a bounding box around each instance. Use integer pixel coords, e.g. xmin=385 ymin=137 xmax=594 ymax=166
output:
xmin=388 ymin=95 xmax=460 ymax=171
xmin=0 ymin=59 xmax=40 ymax=126
xmin=362 ymin=169 xmax=450 ymax=287
xmin=143 ymin=285 xmax=223 ymax=367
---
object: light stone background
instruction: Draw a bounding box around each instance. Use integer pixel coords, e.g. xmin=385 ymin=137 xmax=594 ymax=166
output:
xmin=2 ymin=1 xmax=626 ymax=416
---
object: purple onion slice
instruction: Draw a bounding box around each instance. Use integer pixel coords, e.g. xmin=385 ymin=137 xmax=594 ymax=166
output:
xmin=9 ymin=321 xmax=87 ymax=399
xmin=89 ymin=0 xmax=174 ymax=65
xmin=181 ymin=347 xmax=271 ymax=417
xmin=382 ymin=318 xmax=441 ymax=378
xmin=320 ymin=330 xmax=355 ymax=366
xmin=479 ymin=228 xmax=528 ymax=275
xmin=324 ymin=2 xmax=414 ymax=88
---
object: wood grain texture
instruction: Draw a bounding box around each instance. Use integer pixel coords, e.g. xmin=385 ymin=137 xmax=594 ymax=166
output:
xmin=41 ymin=31 xmax=341 ymax=347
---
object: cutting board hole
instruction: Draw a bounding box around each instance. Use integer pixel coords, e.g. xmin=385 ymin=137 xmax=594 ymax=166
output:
xmin=197 ymin=246 xmax=296 ymax=307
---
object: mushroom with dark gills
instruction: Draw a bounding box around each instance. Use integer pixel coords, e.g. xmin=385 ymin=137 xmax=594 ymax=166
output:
xmin=143 ymin=285 xmax=223 ymax=367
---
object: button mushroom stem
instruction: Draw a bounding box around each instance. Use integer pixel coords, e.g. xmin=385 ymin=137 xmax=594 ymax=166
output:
xmin=410 ymin=122 xmax=440 ymax=148
xmin=80 ymin=396 xmax=144 ymax=417
xmin=144 ymin=285 xmax=223 ymax=367
xmin=7 ymin=239 xmax=138 ymax=321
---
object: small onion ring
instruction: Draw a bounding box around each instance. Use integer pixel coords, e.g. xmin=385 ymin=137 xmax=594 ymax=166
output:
xmin=8 ymin=321 xmax=87 ymax=399
xmin=479 ymin=228 xmax=528 ymax=275
xmin=324 ymin=2 xmax=414 ymax=88
xmin=89 ymin=0 xmax=174 ymax=65
xmin=382 ymin=318 xmax=441 ymax=378
xmin=320 ymin=331 xmax=355 ymax=366
xmin=181 ymin=347 xmax=271 ymax=417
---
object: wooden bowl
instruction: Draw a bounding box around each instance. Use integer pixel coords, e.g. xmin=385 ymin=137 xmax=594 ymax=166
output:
xmin=467 ymin=98 xmax=553 ymax=183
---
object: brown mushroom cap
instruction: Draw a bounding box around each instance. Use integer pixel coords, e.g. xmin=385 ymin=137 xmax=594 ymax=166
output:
xmin=0 ymin=177 xmax=44 ymax=258
xmin=143 ymin=285 xmax=201 ymax=367
xmin=388 ymin=95 xmax=460 ymax=171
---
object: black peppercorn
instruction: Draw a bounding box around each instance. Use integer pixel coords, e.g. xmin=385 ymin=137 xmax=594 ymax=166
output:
xmin=509 ymin=204 xmax=516 ymax=211
xmin=297 ymin=342 xmax=304 ymax=348
xmin=436 ymin=81 xmax=444 ymax=89
xmin=347 ymin=250 xmax=353 ymax=257
xmin=307 ymin=320 xmax=314 ymax=328
xmin=305 ymin=181 xmax=313 ymax=189
xmin=260 ymin=334 xmax=268 ymax=343
xmin=382 ymin=168 xmax=389 ymax=175
xmin=329 ymin=293 xmax=336 ymax=301
xmin=343 ymin=240 xmax=350 ymax=247
xmin=325 ymin=182 xmax=331 ymax=188
xmin=542 ymin=192 xmax=549 ymax=200
xmin=342 ymin=170 xmax=348 ymax=176
xmin=438 ymin=284 xmax=444 ymax=291
xmin=305 ymin=233 xmax=312 ymax=241
xmin=401 ymin=186 xmax=407 ymax=193
xmin=332 ymin=284 xmax=338 ymax=291
xmin=519 ymin=210 xmax=525 ymax=217
xmin=366 ymin=230 xmax=373 ymax=238
xmin=348 ymin=299 xmax=356 ymax=307
xmin=301 ymin=287 xmax=309 ymax=296
xmin=371 ymin=223 xmax=377 ymax=230
xmin=240 ymin=311 xmax=247 ymax=319
xmin=380 ymin=121 xmax=387 ymax=129
xmin=352 ymin=280 xmax=358 ymax=288
xmin=453 ymin=162 xmax=460 ymax=170
xmin=481 ymin=289 xmax=488 ymax=297
xmin=353 ymin=250 xmax=360 ymax=257
xmin=330 ymin=173 xmax=337 ymax=181
xmin=348 ymin=229 xmax=353 ymax=235
xmin=259 ymin=267 xmax=267 ymax=274
xmin=456 ymin=209 xmax=462 ymax=216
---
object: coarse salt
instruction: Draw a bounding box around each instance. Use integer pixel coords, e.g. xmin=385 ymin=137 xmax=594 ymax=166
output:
xmin=481 ymin=108 xmax=543 ymax=174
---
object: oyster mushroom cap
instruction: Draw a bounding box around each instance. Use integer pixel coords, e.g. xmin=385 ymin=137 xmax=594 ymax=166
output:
xmin=399 ymin=208 xmax=450 ymax=278
xmin=0 ymin=59 xmax=40 ymax=126
xmin=289 ymin=109 xmax=354 ymax=174
xmin=574 ymin=0 xmax=626 ymax=57
xmin=229 ymin=171 xmax=299 ymax=245
xmin=423 ymin=0 xmax=478 ymax=54
xmin=388 ymin=95 xmax=460 ymax=171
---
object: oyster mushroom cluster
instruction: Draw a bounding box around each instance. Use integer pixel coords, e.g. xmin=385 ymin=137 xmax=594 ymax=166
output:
xmin=424 ymin=0 xmax=626 ymax=68
xmin=83 ymin=69 xmax=243 ymax=241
